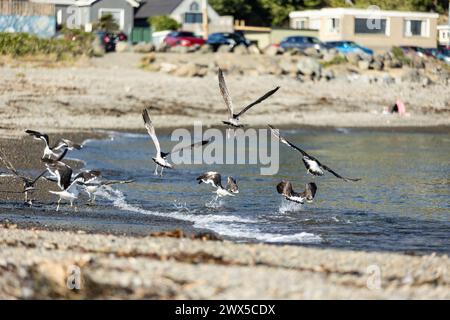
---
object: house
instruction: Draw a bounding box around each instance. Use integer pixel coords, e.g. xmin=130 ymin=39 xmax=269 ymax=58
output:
xmin=437 ymin=25 xmax=449 ymax=46
xmin=289 ymin=8 xmax=439 ymax=49
xmin=0 ymin=0 xmax=56 ymax=37
xmin=134 ymin=0 xmax=231 ymax=36
xmin=32 ymin=0 xmax=141 ymax=35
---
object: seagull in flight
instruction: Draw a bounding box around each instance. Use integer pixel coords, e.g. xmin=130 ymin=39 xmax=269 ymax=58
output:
xmin=269 ymin=125 xmax=361 ymax=182
xmin=277 ymin=181 xmax=317 ymax=204
xmin=25 ymin=130 xmax=82 ymax=161
xmin=0 ymin=149 xmax=46 ymax=205
xmin=219 ymin=69 xmax=280 ymax=128
xmin=142 ymin=108 xmax=210 ymax=176
xmin=197 ymin=171 xmax=239 ymax=200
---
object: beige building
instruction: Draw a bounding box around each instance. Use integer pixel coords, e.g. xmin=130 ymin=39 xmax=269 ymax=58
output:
xmin=437 ymin=25 xmax=450 ymax=46
xmin=289 ymin=8 xmax=439 ymax=49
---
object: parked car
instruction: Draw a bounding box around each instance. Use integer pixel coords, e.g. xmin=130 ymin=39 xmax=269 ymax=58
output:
xmin=427 ymin=47 xmax=450 ymax=64
xmin=206 ymin=32 xmax=251 ymax=51
xmin=95 ymin=31 xmax=116 ymax=52
xmin=163 ymin=31 xmax=206 ymax=47
xmin=279 ymin=36 xmax=327 ymax=51
xmin=325 ymin=41 xmax=373 ymax=55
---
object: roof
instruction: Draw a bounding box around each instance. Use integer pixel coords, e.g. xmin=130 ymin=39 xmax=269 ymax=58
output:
xmin=134 ymin=0 xmax=183 ymax=19
xmin=31 ymin=0 xmax=141 ymax=8
xmin=289 ymin=7 xmax=439 ymax=19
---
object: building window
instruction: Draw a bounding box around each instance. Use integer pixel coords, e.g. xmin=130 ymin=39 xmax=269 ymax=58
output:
xmin=404 ymin=19 xmax=426 ymax=37
xmin=184 ymin=12 xmax=202 ymax=24
xmin=295 ymin=19 xmax=306 ymax=29
xmin=354 ymin=18 xmax=387 ymax=34
xmin=99 ymin=8 xmax=124 ymax=30
xmin=190 ymin=1 xmax=200 ymax=12
xmin=328 ymin=18 xmax=340 ymax=32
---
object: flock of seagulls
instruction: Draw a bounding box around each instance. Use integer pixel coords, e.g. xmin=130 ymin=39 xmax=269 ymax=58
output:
xmin=0 ymin=69 xmax=360 ymax=210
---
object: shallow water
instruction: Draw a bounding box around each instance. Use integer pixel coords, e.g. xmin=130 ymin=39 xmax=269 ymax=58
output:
xmin=64 ymin=128 xmax=450 ymax=254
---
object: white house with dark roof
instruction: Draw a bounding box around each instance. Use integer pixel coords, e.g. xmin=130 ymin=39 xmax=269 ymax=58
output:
xmin=134 ymin=0 xmax=229 ymax=36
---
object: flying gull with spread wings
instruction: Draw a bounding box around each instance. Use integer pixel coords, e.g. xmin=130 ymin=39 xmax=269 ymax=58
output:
xmin=269 ymin=125 xmax=360 ymax=182
xmin=25 ymin=130 xmax=82 ymax=161
xmin=197 ymin=171 xmax=239 ymax=200
xmin=142 ymin=108 xmax=210 ymax=176
xmin=277 ymin=181 xmax=317 ymax=204
xmin=219 ymin=69 xmax=280 ymax=128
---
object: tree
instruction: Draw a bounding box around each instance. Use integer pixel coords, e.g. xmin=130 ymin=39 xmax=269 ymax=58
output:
xmin=148 ymin=15 xmax=180 ymax=31
xmin=93 ymin=14 xmax=119 ymax=32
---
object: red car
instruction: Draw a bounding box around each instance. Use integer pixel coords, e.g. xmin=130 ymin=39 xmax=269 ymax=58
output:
xmin=163 ymin=31 xmax=206 ymax=47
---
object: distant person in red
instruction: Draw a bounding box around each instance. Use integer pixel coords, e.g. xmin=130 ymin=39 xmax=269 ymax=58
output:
xmin=391 ymin=99 xmax=406 ymax=115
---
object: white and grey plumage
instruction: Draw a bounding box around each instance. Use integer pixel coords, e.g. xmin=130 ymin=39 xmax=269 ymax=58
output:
xmin=277 ymin=181 xmax=317 ymax=204
xmin=219 ymin=69 xmax=280 ymax=128
xmin=269 ymin=125 xmax=361 ymax=182
xmin=25 ymin=130 xmax=82 ymax=161
xmin=0 ymin=149 xmax=46 ymax=205
xmin=197 ymin=172 xmax=239 ymax=200
xmin=74 ymin=171 xmax=133 ymax=203
xmin=142 ymin=108 xmax=210 ymax=176
xmin=42 ymin=159 xmax=83 ymax=211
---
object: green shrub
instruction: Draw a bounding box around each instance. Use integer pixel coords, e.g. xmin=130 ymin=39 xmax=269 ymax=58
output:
xmin=391 ymin=46 xmax=411 ymax=65
xmin=148 ymin=15 xmax=180 ymax=32
xmin=93 ymin=14 xmax=119 ymax=33
xmin=0 ymin=31 xmax=94 ymax=59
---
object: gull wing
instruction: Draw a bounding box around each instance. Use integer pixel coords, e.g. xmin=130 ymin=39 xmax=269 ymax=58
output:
xmin=196 ymin=172 xmax=223 ymax=189
xmin=234 ymin=86 xmax=280 ymax=118
xmin=300 ymin=183 xmax=317 ymax=202
xmin=42 ymin=159 xmax=73 ymax=190
xmin=218 ymin=69 xmax=234 ymax=118
xmin=226 ymin=176 xmax=239 ymax=193
xmin=276 ymin=180 xmax=293 ymax=197
xmin=164 ymin=139 xmax=211 ymax=158
xmin=320 ymin=164 xmax=361 ymax=182
xmin=0 ymin=149 xmax=29 ymax=183
xmin=25 ymin=130 xmax=49 ymax=146
xmin=142 ymin=108 xmax=162 ymax=157
xmin=268 ymin=125 xmax=315 ymax=159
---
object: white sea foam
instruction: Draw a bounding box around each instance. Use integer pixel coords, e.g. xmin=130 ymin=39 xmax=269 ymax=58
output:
xmin=279 ymin=200 xmax=303 ymax=213
xmin=97 ymin=186 xmax=322 ymax=244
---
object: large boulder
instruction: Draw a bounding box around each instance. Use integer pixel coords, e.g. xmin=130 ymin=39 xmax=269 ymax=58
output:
xmin=297 ymin=57 xmax=322 ymax=79
xmin=323 ymin=69 xmax=335 ymax=81
xmin=198 ymin=44 xmax=214 ymax=54
xmin=248 ymin=44 xmax=262 ymax=55
xmin=133 ymin=42 xmax=155 ymax=53
xmin=265 ymin=45 xmax=283 ymax=56
xmin=358 ymin=60 xmax=370 ymax=70
xmin=217 ymin=44 xmax=232 ymax=53
xmin=233 ymin=44 xmax=249 ymax=55
xmin=371 ymin=60 xmax=384 ymax=71
xmin=346 ymin=52 xmax=361 ymax=65
xmin=388 ymin=59 xmax=403 ymax=68
xmin=173 ymin=62 xmax=208 ymax=77
xmin=279 ymin=59 xmax=297 ymax=76
xmin=303 ymin=47 xmax=321 ymax=58
xmin=159 ymin=62 xmax=178 ymax=73
xmin=322 ymin=49 xmax=339 ymax=63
